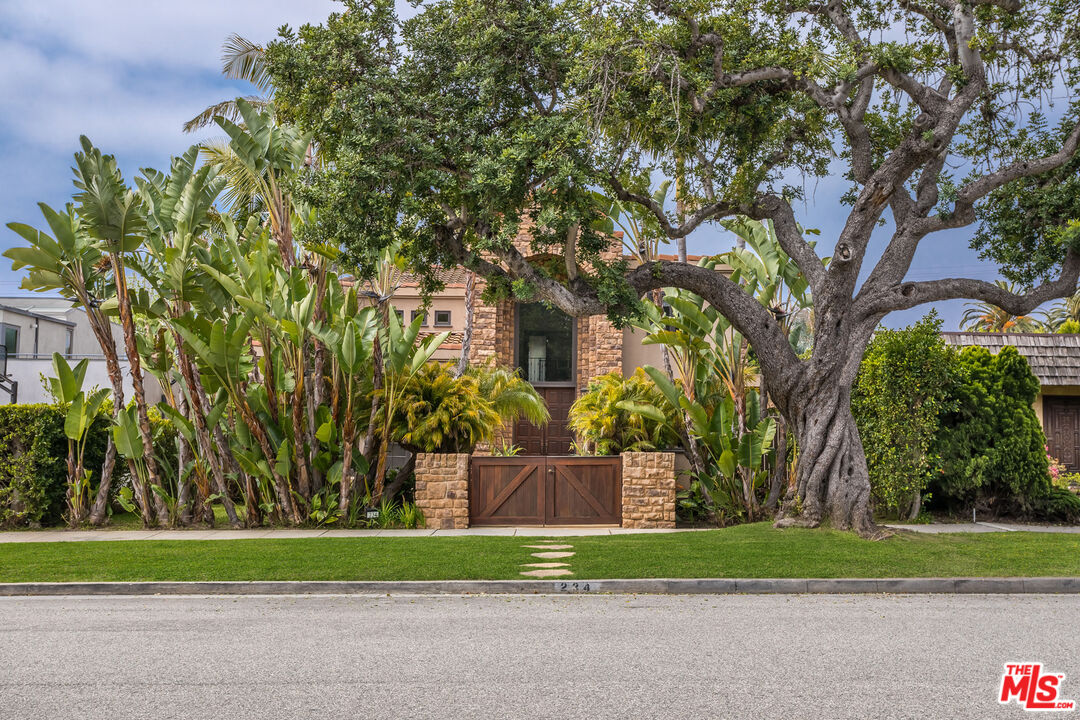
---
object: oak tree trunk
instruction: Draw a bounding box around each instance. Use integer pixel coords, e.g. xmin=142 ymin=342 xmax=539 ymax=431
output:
xmin=775 ymin=380 xmax=875 ymax=536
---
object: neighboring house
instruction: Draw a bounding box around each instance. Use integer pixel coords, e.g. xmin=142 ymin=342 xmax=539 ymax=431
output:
xmin=0 ymin=296 xmax=158 ymax=405
xmin=943 ymin=332 xmax=1080 ymax=470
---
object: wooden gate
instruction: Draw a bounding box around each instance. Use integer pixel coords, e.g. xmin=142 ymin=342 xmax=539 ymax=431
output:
xmin=470 ymin=456 xmax=621 ymax=526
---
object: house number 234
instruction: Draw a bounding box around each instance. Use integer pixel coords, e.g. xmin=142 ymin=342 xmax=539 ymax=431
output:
xmin=557 ymin=582 xmax=591 ymax=592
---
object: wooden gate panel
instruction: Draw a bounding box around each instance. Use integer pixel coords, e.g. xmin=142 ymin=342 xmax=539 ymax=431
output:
xmin=470 ymin=458 xmax=544 ymax=525
xmin=471 ymin=456 xmax=621 ymax=526
xmin=547 ymin=458 xmax=621 ymax=525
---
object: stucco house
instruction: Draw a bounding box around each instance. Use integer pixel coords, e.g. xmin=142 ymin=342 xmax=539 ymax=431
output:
xmin=0 ymin=296 xmax=159 ymax=405
xmin=943 ymin=332 xmax=1080 ymax=470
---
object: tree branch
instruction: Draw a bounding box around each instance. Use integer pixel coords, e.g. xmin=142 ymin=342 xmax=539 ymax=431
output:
xmin=918 ymin=118 xmax=1080 ymax=234
xmin=607 ymin=174 xmax=741 ymax=238
xmin=626 ymin=259 xmax=803 ymax=397
xmin=749 ymin=196 xmax=827 ymax=296
xmin=864 ymin=250 xmax=1080 ymax=316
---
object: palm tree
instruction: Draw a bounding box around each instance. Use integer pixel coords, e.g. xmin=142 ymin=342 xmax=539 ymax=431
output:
xmin=4 ymin=206 xmax=133 ymax=525
xmin=960 ymin=281 xmax=1049 ymax=332
xmin=1045 ymin=291 xmax=1080 ymax=331
xmin=71 ymin=137 xmax=165 ymax=526
xmin=184 ymin=34 xmax=271 ymax=132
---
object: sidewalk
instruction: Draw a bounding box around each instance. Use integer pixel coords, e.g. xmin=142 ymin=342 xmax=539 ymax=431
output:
xmin=0 ymin=526 xmax=709 ymax=543
xmin=885 ymin=521 xmax=1080 ymax=534
xmin=1 ymin=522 xmax=1077 ymax=543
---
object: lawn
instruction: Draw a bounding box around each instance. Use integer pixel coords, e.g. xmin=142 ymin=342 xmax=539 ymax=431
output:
xmin=1 ymin=524 xmax=1078 ymax=582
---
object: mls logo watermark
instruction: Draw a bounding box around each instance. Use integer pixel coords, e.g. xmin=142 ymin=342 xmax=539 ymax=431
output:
xmin=999 ymin=664 xmax=1075 ymax=712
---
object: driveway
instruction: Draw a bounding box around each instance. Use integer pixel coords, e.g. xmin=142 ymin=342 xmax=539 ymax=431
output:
xmin=1 ymin=593 xmax=1077 ymax=719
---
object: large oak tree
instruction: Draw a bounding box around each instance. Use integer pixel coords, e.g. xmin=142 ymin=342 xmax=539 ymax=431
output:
xmin=268 ymin=0 xmax=1080 ymax=535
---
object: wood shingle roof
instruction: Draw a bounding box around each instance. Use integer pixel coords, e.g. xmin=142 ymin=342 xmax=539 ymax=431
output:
xmin=941 ymin=332 xmax=1080 ymax=387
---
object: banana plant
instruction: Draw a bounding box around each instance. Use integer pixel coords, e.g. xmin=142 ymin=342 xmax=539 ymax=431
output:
xmin=4 ymin=205 xmax=131 ymax=526
xmin=210 ymin=98 xmax=312 ymax=266
xmin=371 ymin=310 xmax=451 ymax=500
xmin=311 ymin=301 xmax=379 ymax=515
xmin=721 ymin=216 xmax=820 ymax=355
xmin=111 ymin=404 xmax=152 ymax=521
xmin=133 ymin=146 xmax=241 ymax=527
xmin=169 ymin=308 xmax=304 ymax=524
xmin=72 ymin=136 xmax=166 ymax=525
xmin=48 ymin=354 xmax=110 ymax=526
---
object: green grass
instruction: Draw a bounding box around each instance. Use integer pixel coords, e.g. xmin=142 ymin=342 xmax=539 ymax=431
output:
xmin=1 ymin=524 xmax=1078 ymax=582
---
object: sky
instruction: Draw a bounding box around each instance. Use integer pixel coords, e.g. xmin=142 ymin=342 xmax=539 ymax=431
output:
xmin=0 ymin=1 xmax=1027 ymax=330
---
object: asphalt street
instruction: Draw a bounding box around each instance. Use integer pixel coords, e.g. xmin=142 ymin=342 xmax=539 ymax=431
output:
xmin=1 ymin=593 xmax=1077 ymax=719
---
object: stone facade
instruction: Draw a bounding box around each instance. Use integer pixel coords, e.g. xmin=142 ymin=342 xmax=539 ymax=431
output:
xmin=467 ymin=220 xmax=625 ymax=393
xmin=620 ymin=452 xmax=676 ymax=529
xmin=576 ymin=314 xmax=623 ymax=393
xmin=414 ymin=453 xmax=470 ymax=529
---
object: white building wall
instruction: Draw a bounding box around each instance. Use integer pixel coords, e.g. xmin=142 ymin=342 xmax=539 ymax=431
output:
xmin=4 ymin=357 xmax=163 ymax=406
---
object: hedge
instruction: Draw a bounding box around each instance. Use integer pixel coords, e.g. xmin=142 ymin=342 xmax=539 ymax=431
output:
xmin=0 ymin=404 xmax=113 ymax=527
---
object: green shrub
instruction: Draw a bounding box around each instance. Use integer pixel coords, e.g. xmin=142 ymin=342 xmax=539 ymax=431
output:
xmin=568 ymin=370 xmax=681 ymax=455
xmin=0 ymin=404 xmax=112 ymax=527
xmin=1039 ymin=487 xmax=1080 ymax=522
xmin=852 ymin=313 xmax=956 ymax=519
xmin=392 ymin=362 xmax=547 ymax=453
xmin=933 ymin=345 xmax=1051 ymax=515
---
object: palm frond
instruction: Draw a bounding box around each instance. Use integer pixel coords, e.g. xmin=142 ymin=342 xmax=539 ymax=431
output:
xmin=183 ymin=96 xmax=269 ymax=134
xmin=198 ymin=140 xmax=263 ymax=213
xmin=221 ymin=34 xmax=273 ymax=93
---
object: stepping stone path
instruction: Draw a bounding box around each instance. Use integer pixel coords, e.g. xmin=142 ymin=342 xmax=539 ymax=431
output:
xmin=520 ymin=542 xmax=576 ymax=577
xmin=521 ymin=562 xmax=570 ymax=568
xmin=520 ymin=568 xmax=574 ymax=577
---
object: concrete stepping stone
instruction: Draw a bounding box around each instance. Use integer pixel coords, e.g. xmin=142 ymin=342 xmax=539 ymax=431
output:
xmin=530 ymin=551 xmax=575 ymax=559
xmin=520 ymin=568 xmax=574 ymax=578
xmin=522 ymin=544 xmax=574 ymax=550
xmin=520 ymin=562 xmax=570 ymax=568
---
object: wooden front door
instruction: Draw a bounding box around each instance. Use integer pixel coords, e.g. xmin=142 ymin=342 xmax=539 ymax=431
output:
xmin=1045 ymin=397 xmax=1080 ymax=470
xmin=514 ymin=385 xmax=576 ymax=454
xmin=470 ymin=456 xmax=621 ymax=526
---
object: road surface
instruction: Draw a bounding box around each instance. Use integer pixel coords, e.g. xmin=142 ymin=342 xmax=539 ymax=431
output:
xmin=1 ymin=593 xmax=1077 ymax=719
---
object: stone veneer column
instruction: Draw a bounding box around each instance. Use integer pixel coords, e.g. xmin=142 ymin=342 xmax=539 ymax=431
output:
xmin=620 ymin=452 xmax=676 ymax=529
xmin=414 ymin=453 xmax=470 ymax=529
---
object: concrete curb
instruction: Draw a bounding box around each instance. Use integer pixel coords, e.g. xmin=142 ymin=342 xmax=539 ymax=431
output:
xmin=1 ymin=577 xmax=1079 ymax=596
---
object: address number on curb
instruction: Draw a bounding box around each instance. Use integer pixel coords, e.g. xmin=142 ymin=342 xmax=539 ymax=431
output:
xmin=555 ymin=582 xmax=592 ymax=593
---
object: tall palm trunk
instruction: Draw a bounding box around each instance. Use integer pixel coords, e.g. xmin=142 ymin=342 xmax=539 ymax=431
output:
xmin=455 ymin=271 xmax=475 ymax=377
xmin=309 ymin=264 xmax=329 ymax=493
xmin=108 ymin=255 xmax=164 ymax=526
xmin=361 ymin=303 xmax=388 ymax=469
xmin=173 ymin=333 xmax=241 ymax=527
xmin=237 ymin=399 xmax=300 ymax=525
xmin=291 ymin=360 xmax=312 ymax=507
xmin=86 ymin=308 xmax=135 ymax=526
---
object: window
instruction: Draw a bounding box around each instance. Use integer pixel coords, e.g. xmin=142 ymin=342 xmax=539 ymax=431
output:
xmin=1 ymin=323 xmax=18 ymax=358
xmin=434 ymin=310 xmax=452 ymax=327
xmin=394 ymin=309 xmax=404 ymax=322
xmin=411 ymin=310 xmax=427 ymax=326
xmin=516 ymin=303 xmax=574 ymax=383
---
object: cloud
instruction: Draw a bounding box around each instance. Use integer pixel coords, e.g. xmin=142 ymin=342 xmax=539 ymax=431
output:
xmin=3 ymin=1 xmax=343 ymax=74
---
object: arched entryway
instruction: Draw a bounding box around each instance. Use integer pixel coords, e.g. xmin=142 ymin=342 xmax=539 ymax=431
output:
xmin=513 ymin=302 xmax=577 ymax=454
